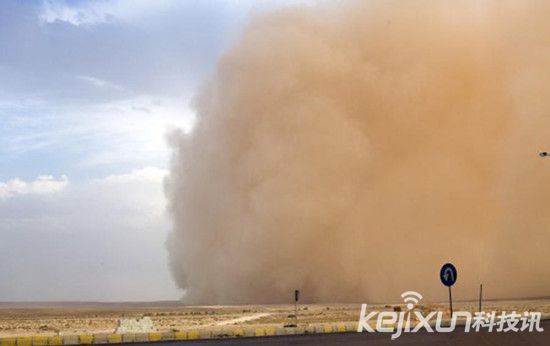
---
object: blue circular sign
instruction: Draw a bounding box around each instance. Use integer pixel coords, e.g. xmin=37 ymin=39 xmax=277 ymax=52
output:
xmin=440 ymin=263 xmax=457 ymax=287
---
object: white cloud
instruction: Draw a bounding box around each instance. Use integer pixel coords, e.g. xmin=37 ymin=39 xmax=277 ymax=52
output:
xmin=38 ymin=0 xmax=316 ymax=27
xmin=0 ymin=96 xmax=195 ymax=171
xmin=74 ymin=97 xmax=195 ymax=168
xmin=39 ymin=0 xmax=177 ymax=26
xmin=76 ymin=75 xmax=124 ymax=91
xmin=98 ymin=166 xmax=167 ymax=184
xmin=0 ymin=175 xmax=68 ymax=199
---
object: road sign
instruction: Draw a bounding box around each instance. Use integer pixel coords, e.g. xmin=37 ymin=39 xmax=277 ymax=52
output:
xmin=440 ymin=263 xmax=457 ymax=287
xmin=440 ymin=262 xmax=457 ymax=318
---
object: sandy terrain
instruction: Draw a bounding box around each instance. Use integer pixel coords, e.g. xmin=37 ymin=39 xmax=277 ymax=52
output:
xmin=213 ymin=313 xmax=272 ymax=326
xmin=1 ymin=299 xmax=549 ymax=337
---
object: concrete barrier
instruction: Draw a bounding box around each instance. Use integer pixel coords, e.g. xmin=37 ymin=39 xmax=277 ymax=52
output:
xmin=161 ymin=332 xmax=174 ymax=341
xmin=47 ymin=336 xmax=62 ymax=346
xmin=283 ymin=327 xmax=296 ymax=335
xmin=2 ymin=312 xmax=549 ymax=345
xmin=61 ymin=335 xmax=79 ymax=345
xmin=174 ymin=331 xmax=186 ymax=340
xmin=210 ymin=329 xmax=227 ymax=339
xmin=91 ymin=334 xmax=107 ymax=344
xmin=30 ymin=337 xmax=47 ymax=346
xmin=106 ymin=334 xmax=121 ymax=344
xmin=16 ymin=338 xmax=31 ymax=346
xmin=231 ymin=328 xmax=244 ymax=337
xmin=78 ymin=335 xmax=93 ymax=345
xmin=0 ymin=338 xmax=16 ymax=346
xmin=274 ymin=327 xmax=286 ymax=336
xmin=187 ymin=330 xmax=199 ymax=340
xmin=198 ymin=330 xmax=211 ymax=339
xmin=121 ymin=334 xmax=135 ymax=343
xmin=336 ymin=324 xmax=346 ymax=333
xmin=147 ymin=333 xmax=161 ymax=342
xmin=345 ymin=322 xmax=356 ymax=332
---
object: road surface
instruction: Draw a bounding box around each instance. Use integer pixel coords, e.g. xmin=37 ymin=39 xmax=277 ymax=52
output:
xmin=131 ymin=319 xmax=549 ymax=345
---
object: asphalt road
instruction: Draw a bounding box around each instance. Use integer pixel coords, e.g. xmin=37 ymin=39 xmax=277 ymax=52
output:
xmin=130 ymin=320 xmax=550 ymax=346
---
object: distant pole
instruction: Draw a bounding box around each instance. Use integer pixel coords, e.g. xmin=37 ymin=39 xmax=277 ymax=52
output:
xmin=294 ymin=289 xmax=300 ymax=326
xmin=479 ymin=284 xmax=483 ymax=312
xmin=448 ymin=286 xmax=453 ymax=318
xmin=294 ymin=299 xmax=297 ymax=326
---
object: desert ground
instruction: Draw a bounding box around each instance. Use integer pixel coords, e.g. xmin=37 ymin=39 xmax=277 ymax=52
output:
xmin=1 ymin=299 xmax=549 ymax=337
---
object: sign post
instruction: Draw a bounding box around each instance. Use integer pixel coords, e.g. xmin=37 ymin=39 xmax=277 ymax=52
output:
xmin=439 ymin=263 xmax=457 ymax=318
xmin=294 ymin=289 xmax=300 ymax=326
xmin=479 ymin=284 xmax=483 ymax=312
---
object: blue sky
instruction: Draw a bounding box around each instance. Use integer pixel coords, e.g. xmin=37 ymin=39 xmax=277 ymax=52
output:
xmin=0 ymin=0 xmax=249 ymax=182
xmin=0 ymin=0 xmax=307 ymax=301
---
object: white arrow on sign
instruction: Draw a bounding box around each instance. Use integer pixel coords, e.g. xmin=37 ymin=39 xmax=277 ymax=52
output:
xmin=443 ymin=267 xmax=454 ymax=283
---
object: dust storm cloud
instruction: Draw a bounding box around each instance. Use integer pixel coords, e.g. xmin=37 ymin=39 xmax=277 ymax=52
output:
xmin=165 ymin=0 xmax=550 ymax=304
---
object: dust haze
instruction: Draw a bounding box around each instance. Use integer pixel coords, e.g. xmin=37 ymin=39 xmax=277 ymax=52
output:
xmin=165 ymin=0 xmax=550 ymax=304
